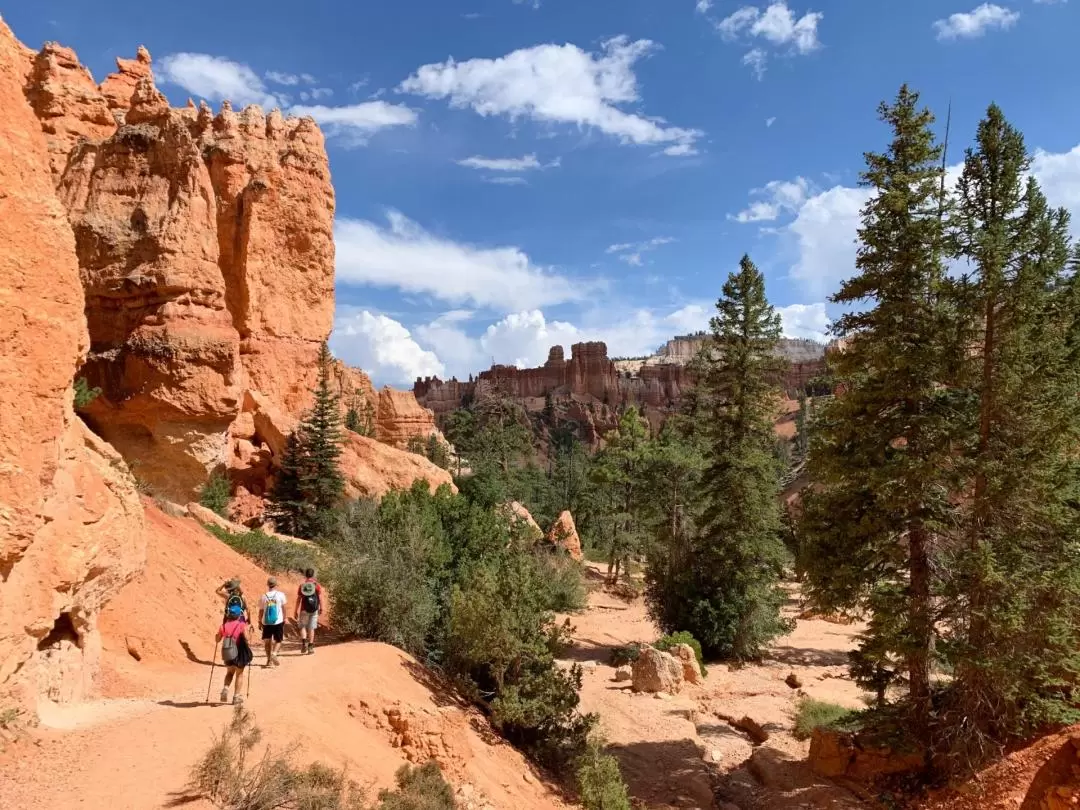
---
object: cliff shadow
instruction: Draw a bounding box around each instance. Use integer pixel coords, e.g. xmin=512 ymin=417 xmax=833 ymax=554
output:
xmin=607 ymin=738 xmax=716 ymax=809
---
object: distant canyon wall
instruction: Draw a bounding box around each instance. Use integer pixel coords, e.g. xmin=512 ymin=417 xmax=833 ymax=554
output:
xmin=414 ymin=337 xmax=828 ymax=442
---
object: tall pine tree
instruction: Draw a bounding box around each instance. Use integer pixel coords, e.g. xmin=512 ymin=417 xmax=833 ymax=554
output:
xmin=943 ymin=104 xmax=1080 ymax=765
xmin=799 ymin=86 xmax=956 ymax=737
xmin=647 ymin=255 xmax=791 ymax=660
xmin=267 ymin=342 xmax=345 ymax=540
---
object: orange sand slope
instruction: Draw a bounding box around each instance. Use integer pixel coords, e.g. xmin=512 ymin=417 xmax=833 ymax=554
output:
xmin=0 ymin=503 xmax=569 ymax=810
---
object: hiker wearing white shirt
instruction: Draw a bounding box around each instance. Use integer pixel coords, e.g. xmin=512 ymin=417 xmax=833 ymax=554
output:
xmin=258 ymin=577 xmax=287 ymax=668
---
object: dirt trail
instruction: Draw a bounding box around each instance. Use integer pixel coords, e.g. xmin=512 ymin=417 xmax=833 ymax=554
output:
xmin=560 ymin=565 xmax=870 ymax=809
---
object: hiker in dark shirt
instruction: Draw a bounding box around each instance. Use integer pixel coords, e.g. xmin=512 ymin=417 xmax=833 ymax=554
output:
xmin=215 ymin=577 xmax=250 ymax=623
xmin=216 ymin=603 xmax=254 ymax=704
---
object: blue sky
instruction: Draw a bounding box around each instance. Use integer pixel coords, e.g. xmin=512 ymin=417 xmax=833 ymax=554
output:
xmin=8 ymin=0 xmax=1080 ymax=385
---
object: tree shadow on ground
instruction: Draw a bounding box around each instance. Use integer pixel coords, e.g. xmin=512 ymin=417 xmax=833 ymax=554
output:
xmin=769 ymin=644 xmax=850 ymax=667
xmin=607 ymin=738 xmax=717 ymax=809
xmin=717 ymin=744 xmax=869 ymax=809
xmin=400 ymin=659 xmax=469 ymax=710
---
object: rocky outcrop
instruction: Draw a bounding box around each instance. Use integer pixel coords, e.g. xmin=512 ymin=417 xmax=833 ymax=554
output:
xmin=547 ymin=511 xmax=583 ymax=561
xmin=20 ymin=40 xmax=334 ymax=502
xmin=501 ymin=502 xmax=543 ymax=541
xmin=415 ymin=338 xmax=828 ymax=447
xmin=0 ymin=17 xmax=145 ymax=714
xmin=342 ymin=433 xmax=455 ymax=500
xmin=375 ymin=387 xmax=440 ymax=448
xmin=808 ymin=728 xmax=924 ymax=781
xmin=631 ymin=645 xmax=684 ymax=694
xmin=670 ymin=643 xmax=701 ymax=685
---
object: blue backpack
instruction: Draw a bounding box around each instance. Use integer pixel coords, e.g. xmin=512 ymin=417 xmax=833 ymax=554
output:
xmin=263 ymin=593 xmax=281 ymax=625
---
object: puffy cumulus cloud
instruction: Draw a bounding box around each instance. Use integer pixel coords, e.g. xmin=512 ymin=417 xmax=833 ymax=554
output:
xmin=397 ymin=36 xmax=702 ymax=154
xmin=934 ymin=3 xmax=1020 ymax=40
xmin=288 ymin=101 xmax=418 ymax=145
xmin=732 ymin=176 xmax=811 ymax=222
xmin=157 ymin=53 xmax=278 ymax=108
xmin=158 ymin=53 xmax=415 ymax=146
xmin=696 ymin=0 xmax=714 ymax=11
xmin=1032 ymin=144 xmax=1080 ymax=224
xmin=331 ymin=310 xmax=444 ymax=385
xmin=715 ymin=2 xmax=822 ymax=77
xmin=334 ymin=211 xmax=593 ymax=311
xmin=777 ymin=302 xmax=830 ymax=341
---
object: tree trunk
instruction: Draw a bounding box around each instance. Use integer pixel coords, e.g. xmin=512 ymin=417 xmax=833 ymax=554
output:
xmin=908 ymin=523 xmax=933 ymax=737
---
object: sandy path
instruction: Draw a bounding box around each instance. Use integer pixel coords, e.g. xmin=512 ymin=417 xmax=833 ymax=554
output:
xmin=559 ymin=567 xmax=870 ymax=809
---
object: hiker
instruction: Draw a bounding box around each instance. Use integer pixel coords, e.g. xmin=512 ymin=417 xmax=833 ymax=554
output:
xmin=259 ymin=576 xmax=287 ymax=667
xmin=215 ymin=577 xmax=249 ymax=624
xmin=216 ymin=603 xmax=253 ymax=704
xmin=294 ymin=567 xmax=324 ymax=655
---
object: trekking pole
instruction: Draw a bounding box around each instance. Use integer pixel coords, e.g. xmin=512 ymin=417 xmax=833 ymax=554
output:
xmin=205 ymin=640 xmax=219 ymax=704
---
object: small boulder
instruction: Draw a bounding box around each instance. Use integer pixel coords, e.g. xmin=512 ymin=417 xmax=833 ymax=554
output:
xmin=546 ymin=510 xmax=583 ymax=561
xmin=671 ymin=643 xmax=701 ymax=684
xmin=631 ymin=645 xmax=684 ymax=694
xmin=735 ymin=715 xmax=769 ymax=745
xmin=785 ymin=671 xmax=803 ymax=689
xmin=125 ymin=636 xmax=143 ymax=662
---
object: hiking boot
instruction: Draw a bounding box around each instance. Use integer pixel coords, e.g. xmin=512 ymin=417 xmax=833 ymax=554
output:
xmin=219 ymin=688 xmax=229 ymax=703
xmin=306 ymin=645 xmax=315 ymax=655
xmin=232 ymin=694 xmax=244 ymax=706
xmin=272 ymin=655 xmax=281 ymax=667
xmin=300 ymin=641 xmax=308 ymax=654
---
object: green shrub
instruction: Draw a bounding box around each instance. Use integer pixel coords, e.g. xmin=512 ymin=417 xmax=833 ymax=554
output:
xmin=199 ymin=472 xmax=232 ymax=517
xmin=534 ymin=553 xmax=587 ymax=613
xmin=375 ymin=761 xmax=457 ymax=810
xmin=792 ymin=698 xmax=855 ymax=741
xmin=206 ymin=525 xmax=319 ymax=575
xmin=608 ymin=643 xmax=641 ymax=668
xmin=655 ymin=632 xmax=707 ymax=677
xmin=73 ymin=377 xmax=101 ymax=409
xmin=575 ymin=740 xmax=631 ymax=810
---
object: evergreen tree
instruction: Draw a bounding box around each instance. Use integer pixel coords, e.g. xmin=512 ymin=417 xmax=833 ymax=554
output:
xmin=589 ymin=407 xmax=653 ymax=583
xmin=647 ymin=255 xmax=792 ymax=660
xmin=943 ymin=104 xmax=1080 ymax=763
xmin=799 ymin=86 xmax=955 ymax=736
xmin=267 ymin=343 xmax=344 ymax=540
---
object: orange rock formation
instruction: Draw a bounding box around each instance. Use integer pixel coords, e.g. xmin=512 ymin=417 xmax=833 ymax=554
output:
xmin=17 ymin=33 xmax=445 ymax=504
xmin=0 ymin=18 xmax=145 ymax=715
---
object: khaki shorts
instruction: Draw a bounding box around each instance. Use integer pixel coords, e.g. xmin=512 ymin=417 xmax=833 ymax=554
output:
xmin=297 ymin=611 xmax=319 ymax=631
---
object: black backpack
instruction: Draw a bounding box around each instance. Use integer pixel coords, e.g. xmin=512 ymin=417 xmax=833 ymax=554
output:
xmin=300 ymin=581 xmax=320 ymax=613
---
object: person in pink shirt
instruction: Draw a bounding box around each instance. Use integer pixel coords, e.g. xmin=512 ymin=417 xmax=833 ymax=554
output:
xmin=216 ymin=603 xmax=253 ymax=704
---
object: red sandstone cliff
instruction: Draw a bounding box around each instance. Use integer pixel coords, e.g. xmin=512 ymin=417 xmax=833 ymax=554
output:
xmin=18 ymin=36 xmax=444 ymax=505
xmin=0 ymin=19 xmax=145 ymax=715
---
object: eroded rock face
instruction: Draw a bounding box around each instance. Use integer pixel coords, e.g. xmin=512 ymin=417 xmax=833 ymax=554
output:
xmin=0 ymin=17 xmax=145 ymax=714
xmin=23 ymin=42 xmax=335 ymax=501
xmin=502 ymin=502 xmax=544 ymax=542
xmin=375 ymin=387 xmax=440 ymax=449
xmin=547 ymin=511 xmax=583 ymax=561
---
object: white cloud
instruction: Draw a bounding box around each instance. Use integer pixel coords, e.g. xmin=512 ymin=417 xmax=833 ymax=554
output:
xmin=696 ymin=0 xmax=714 ymax=12
xmin=742 ymin=48 xmax=769 ymax=79
xmin=334 ymin=211 xmax=592 ymax=310
xmin=331 ymin=311 xmax=445 ymax=384
xmin=715 ymin=2 xmax=822 ymax=77
xmin=289 ymin=101 xmax=418 ymax=144
xmin=457 ymin=153 xmax=558 ymax=171
xmin=397 ymin=36 xmax=702 ymax=153
xmin=157 ymin=53 xmax=277 ymax=108
xmin=732 ymin=176 xmax=811 ymax=222
xmin=663 ymin=143 xmax=699 ymax=157
xmin=606 ymin=236 xmax=675 ymax=265
xmin=1031 ymin=144 xmax=1080 ymax=220
xmin=777 ymin=302 xmax=830 ymax=341
xmin=512 ymin=0 xmax=541 ymax=7
xmin=160 ymin=53 xmax=414 ymax=146
xmin=718 ymin=2 xmax=822 ymax=52
xmin=484 ymin=176 xmax=529 ymax=185
xmin=933 ymin=3 xmax=1020 ymax=40
xmin=766 ymin=116 xmax=777 ymax=127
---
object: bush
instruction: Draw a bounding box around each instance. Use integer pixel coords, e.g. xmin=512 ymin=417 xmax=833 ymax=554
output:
xmin=375 ymin=761 xmax=457 ymax=810
xmin=73 ymin=377 xmax=101 ymax=408
xmin=655 ymin=632 xmax=707 ymax=678
xmin=534 ymin=553 xmax=587 ymax=613
xmin=187 ymin=707 xmax=366 ymax=810
xmin=575 ymin=740 xmax=631 ymax=810
xmin=608 ymin=643 xmax=641 ymax=668
xmin=792 ymin=698 xmax=855 ymax=741
xmin=206 ymin=525 xmax=320 ymax=576
xmin=200 ymin=472 xmax=232 ymax=517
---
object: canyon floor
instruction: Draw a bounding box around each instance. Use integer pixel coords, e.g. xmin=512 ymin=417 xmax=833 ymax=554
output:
xmin=561 ymin=566 xmax=870 ymax=810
